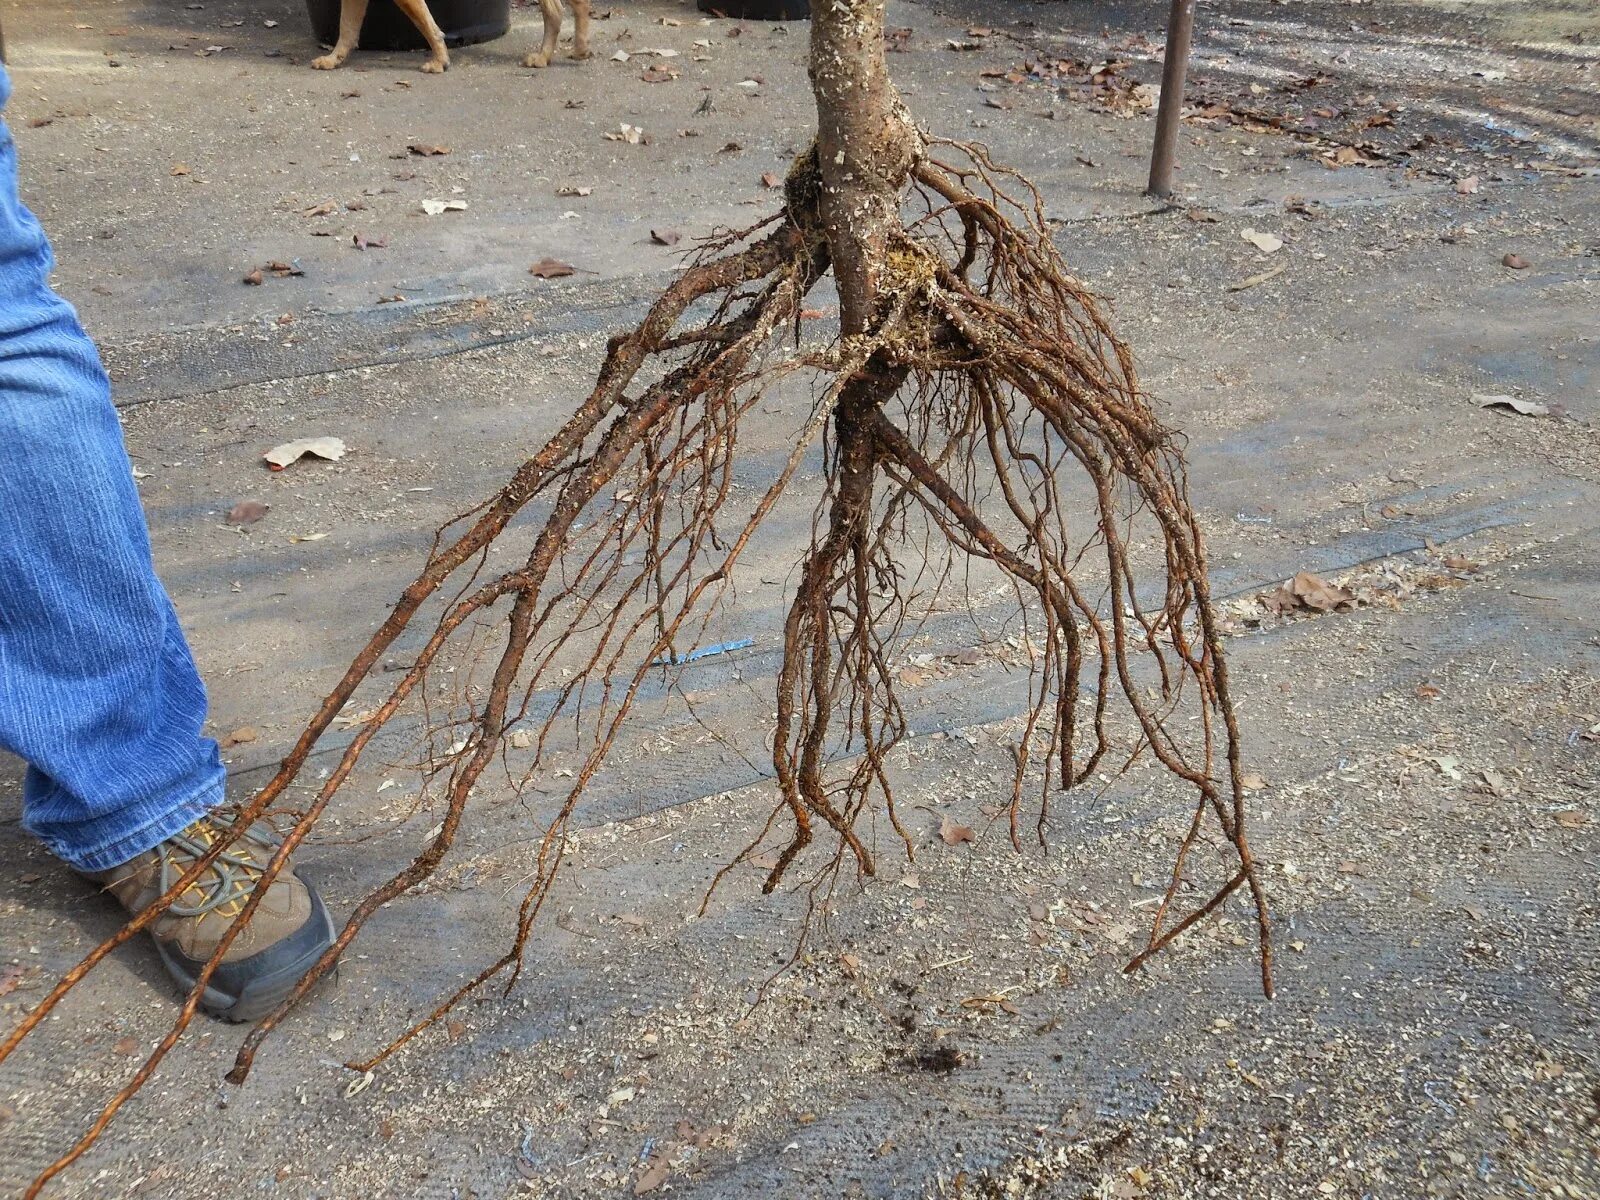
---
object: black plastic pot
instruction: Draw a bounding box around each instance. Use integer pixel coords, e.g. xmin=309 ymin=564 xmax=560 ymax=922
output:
xmin=305 ymin=0 xmax=511 ymax=53
xmin=697 ymin=0 xmax=810 ymax=19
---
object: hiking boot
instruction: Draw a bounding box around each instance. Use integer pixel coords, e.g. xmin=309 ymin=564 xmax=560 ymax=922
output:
xmin=86 ymin=809 xmax=336 ymax=1023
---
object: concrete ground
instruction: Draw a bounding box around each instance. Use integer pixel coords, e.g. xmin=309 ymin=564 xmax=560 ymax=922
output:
xmin=0 ymin=0 xmax=1597 ymax=1196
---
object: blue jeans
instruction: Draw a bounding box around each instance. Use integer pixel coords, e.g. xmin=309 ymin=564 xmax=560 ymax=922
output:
xmin=0 ymin=66 xmax=224 ymax=871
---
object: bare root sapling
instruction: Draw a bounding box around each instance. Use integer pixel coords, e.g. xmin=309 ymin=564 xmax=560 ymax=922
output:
xmin=2 ymin=3 xmax=1271 ymax=1192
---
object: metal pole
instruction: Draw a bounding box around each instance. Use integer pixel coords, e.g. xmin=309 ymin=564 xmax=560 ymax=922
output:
xmin=1146 ymin=0 xmax=1196 ymax=199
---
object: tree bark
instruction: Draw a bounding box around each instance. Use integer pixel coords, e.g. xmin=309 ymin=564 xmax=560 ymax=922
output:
xmin=809 ymin=0 xmax=918 ymax=334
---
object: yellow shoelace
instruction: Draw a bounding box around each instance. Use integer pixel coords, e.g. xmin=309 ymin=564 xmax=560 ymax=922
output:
xmin=155 ymin=813 xmax=277 ymax=921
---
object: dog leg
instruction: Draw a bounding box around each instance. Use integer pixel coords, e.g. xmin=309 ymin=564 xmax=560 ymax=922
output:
xmin=570 ymin=0 xmax=591 ymax=60
xmin=311 ymin=0 xmax=369 ymax=70
xmin=523 ymin=0 xmax=564 ymax=68
xmin=389 ymin=0 xmax=450 ymax=72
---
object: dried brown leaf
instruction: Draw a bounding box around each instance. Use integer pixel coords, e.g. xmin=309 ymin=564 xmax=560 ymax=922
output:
xmin=939 ymin=816 xmax=976 ymax=846
xmin=634 ymin=1161 xmax=669 ymax=1195
xmin=264 ymin=436 xmax=346 ymax=470
xmin=1290 ymin=571 xmax=1355 ymax=612
xmin=1474 ymin=393 xmax=1547 ymax=417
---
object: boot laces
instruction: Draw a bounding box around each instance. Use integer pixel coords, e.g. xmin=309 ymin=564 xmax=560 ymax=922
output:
xmin=156 ymin=811 xmax=280 ymax=920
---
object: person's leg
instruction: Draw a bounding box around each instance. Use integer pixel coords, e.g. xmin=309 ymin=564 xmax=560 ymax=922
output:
xmin=0 ymin=68 xmax=225 ymax=870
xmin=1 ymin=68 xmax=335 ymax=1021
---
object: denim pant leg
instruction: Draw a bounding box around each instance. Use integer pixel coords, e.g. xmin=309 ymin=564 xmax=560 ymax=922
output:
xmin=0 ymin=67 xmax=224 ymax=871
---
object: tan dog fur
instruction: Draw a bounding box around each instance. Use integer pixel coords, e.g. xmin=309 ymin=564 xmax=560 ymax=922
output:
xmin=312 ymin=0 xmax=590 ymax=74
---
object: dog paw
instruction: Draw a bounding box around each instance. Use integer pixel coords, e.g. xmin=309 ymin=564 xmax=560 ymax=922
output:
xmin=571 ymin=45 xmax=592 ymax=60
xmin=522 ymin=52 xmax=551 ymax=69
xmin=420 ymin=57 xmax=448 ymax=73
xmin=311 ymin=54 xmax=343 ymax=70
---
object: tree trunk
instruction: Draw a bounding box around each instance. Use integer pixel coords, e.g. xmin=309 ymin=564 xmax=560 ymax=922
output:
xmin=809 ymin=0 xmax=918 ymax=334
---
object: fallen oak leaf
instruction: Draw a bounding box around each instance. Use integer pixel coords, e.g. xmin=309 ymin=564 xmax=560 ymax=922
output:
xmin=960 ymin=993 xmax=1009 ymax=1007
xmin=264 ymin=436 xmax=347 ymax=471
xmin=650 ymin=229 xmax=682 ymax=246
xmin=1240 ymin=227 xmax=1284 ymax=254
xmin=1474 ymin=393 xmax=1548 ymax=417
xmin=241 ymin=268 xmax=264 ymax=286
xmin=1479 ymin=769 xmax=1510 ymax=798
xmin=1429 ymin=755 xmax=1463 ymax=782
xmin=407 ymin=142 xmax=451 ymax=156
xmin=1260 ymin=571 xmax=1355 ymax=615
xmin=352 ymin=232 xmax=387 ymax=251
xmin=1259 ymin=584 xmax=1298 ymax=615
xmin=1501 ymin=252 xmax=1530 ymax=269
xmin=604 ymin=123 xmax=646 ymax=144
xmin=529 ymin=258 xmax=576 ymax=279
xmin=939 ymin=816 xmax=976 ymax=846
xmin=634 ymin=1161 xmax=670 ymax=1195
xmin=1290 ymin=570 xmax=1355 ymax=612
xmin=1319 ymin=144 xmax=1385 ymax=168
